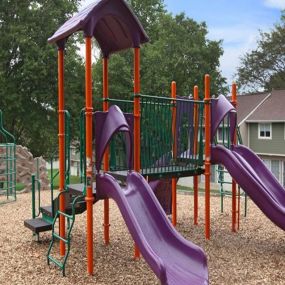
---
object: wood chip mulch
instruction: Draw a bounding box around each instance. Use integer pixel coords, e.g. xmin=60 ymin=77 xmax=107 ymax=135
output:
xmin=0 ymin=191 xmax=284 ymax=285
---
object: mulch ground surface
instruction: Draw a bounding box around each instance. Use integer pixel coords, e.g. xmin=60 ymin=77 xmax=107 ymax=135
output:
xmin=0 ymin=191 xmax=284 ymax=284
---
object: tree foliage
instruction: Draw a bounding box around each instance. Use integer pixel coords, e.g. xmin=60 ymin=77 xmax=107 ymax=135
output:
xmin=237 ymin=12 xmax=285 ymax=92
xmin=0 ymin=0 xmax=227 ymax=157
xmin=93 ymin=0 xmax=226 ymax=101
xmin=0 ymin=0 xmax=84 ymax=157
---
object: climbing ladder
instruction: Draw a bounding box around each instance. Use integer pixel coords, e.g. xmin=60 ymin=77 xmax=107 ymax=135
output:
xmin=47 ymin=192 xmax=85 ymax=276
xmin=24 ymin=110 xmax=97 ymax=274
xmin=0 ymin=110 xmax=16 ymax=205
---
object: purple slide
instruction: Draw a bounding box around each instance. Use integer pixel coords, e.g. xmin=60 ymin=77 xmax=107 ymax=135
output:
xmin=211 ymin=144 xmax=285 ymax=230
xmin=96 ymin=171 xmax=208 ymax=285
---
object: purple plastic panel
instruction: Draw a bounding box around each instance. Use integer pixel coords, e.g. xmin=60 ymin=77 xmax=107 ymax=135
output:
xmin=94 ymin=105 xmax=133 ymax=171
xmin=211 ymin=95 xmax=237 ymax=143
xmin=96 ymin=171 xmax=208 ymax=285
xmin=48 ymin=0 xmax=149 ymax=56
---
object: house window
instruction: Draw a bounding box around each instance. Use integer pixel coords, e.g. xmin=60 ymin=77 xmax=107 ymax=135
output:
xmin=271 ymin=160 xmax=280 ymax=181
xmin=262 ymin=159 xmax=271 ymax=170
xmin=262 ymin=159 xmax=281 ymax=183
xmin=258 ymin=123 xmax=271 ymax=139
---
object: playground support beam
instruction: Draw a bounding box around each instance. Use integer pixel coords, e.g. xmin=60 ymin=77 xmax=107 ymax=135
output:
xmin=171 ymin=81 xmax=177 ymax=227
xmin=85 ymin=37 xmax=94 ymax=275
xmin=58 ymin=48 xmax=66 ymax=256
xmin=193 ymin=85 xmax=199 ymax=225
xmin=231 ymin=83 xmax=237 ymax=232
xmin=103 ymin=57 xmax=110 ymax=245
xmin=133 ymin=47 xmax=141 ymax=259
xmin=204 ymin=74 xmax=211 ymax=240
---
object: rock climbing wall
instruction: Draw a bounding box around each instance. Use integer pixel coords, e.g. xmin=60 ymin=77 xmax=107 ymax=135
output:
xmin=16 ymin=145 xmax=49 ymax=193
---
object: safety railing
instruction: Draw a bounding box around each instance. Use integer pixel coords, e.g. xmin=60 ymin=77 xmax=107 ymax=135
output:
xmin=105 ymin=95 xmax=205 ymax=177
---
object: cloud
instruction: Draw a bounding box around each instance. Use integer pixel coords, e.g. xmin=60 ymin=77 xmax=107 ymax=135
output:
xmin=208 ymin=24 xmax=263 ymax=84
xmin=264 ymin=0 xmax=285 ymax=9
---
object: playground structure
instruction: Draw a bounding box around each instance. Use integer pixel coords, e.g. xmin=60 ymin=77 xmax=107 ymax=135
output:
xmin=0 ymin=110 xmax=16 ymax=204
xmin=23 ymin=0 xmax=285 ymax=284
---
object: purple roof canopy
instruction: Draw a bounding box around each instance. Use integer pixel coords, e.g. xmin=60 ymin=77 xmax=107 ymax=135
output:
xmin=48 ymin=0 xmax=149 ymax=56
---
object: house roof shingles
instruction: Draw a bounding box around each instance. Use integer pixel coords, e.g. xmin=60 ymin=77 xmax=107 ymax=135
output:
xmin=247 ymin=90 xmax=285 ymax=122
xmin=235 ymin=92 xmax=268 ymax=125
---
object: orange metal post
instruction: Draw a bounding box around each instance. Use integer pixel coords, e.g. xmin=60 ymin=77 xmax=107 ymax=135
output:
xmin=85 ymin=37 xmax=94 ymax=275
xmin=204 ymin=74 xmax=211 ymax=240
xmin=231 ymin=83 xmax=237 ymax=232
xmin=193 ymin=85 xmax=199 ymax=225
xmin=237 ymin=187 xmax=241 ymax=230
xmin=171 ymin=81 xmax=177 ymax=226
xmin=103 ymin=57 xmax=110 ymax=245
xmin=58 ymin=49 xmax=66 ymax=256
xmin=133 ymin=47 xmax=141 ymax=259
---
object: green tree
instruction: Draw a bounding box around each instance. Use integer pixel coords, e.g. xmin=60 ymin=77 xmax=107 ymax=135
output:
xmin=237 ymin=12 xmax=285 ymax=92
xmin=0 ymin=0 xmax=84 ymax=157
xmin=93 ymin=1 xmax=226 ymax=101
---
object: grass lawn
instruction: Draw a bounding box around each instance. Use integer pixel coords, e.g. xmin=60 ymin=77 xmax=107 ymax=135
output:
xmin=177 ymin=184 xmax=220 ymax=195
xmin=47 ymin=169 xmax=81 ymax=188
xmin=16 ymin=183 xmax=25 ymax=191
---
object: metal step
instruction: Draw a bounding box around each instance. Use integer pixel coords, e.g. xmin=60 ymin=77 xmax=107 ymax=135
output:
xmin=40 ymin=202 xmax=87 ymax=218
xmin=40 ymin=206 xmax=53 ymax=217
xmin=24 ymin=218 xmax=52 ymax=233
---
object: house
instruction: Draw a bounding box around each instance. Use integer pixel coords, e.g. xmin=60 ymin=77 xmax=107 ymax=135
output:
xmin=240 ymin=89 xmax=285 ymax=186
xmin=178 ymin=89 xmax=285 ymax=189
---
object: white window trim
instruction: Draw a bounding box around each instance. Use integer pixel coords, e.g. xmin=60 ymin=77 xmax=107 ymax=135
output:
xmin=258 ymin=123 xmax=272 ymax=140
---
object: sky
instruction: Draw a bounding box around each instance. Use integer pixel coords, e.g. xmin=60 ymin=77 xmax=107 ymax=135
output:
xmin=80 ymin=0 xmax=284 ymax=86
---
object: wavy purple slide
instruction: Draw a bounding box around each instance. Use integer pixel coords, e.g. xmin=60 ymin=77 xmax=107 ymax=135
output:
xmin=96 ymin=171 xmax=208 ymax=285
xmin=211 ymin=144 xmax=285 ymax=230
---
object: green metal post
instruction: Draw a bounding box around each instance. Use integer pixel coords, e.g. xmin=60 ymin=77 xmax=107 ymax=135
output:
xmin=32 ymin=174 xmax=36 ymax=219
